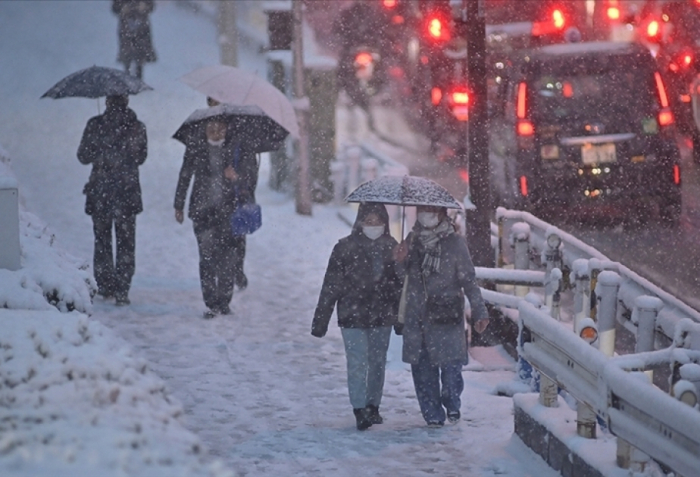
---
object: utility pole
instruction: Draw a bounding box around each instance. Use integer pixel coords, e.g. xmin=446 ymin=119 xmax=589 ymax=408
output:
xmin=292 ymin=0 xmax=312 ymax=215
xmin=217 ymin=1 xmax=238 ymax=67
xmin=464 ymin=0 xmax=493 ymax=267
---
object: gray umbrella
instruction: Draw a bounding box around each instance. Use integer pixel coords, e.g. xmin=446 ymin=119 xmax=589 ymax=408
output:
xmin=346 ymin=175 xmax=462 ymax=209
xmin=41 ymin=66 xmax=152 ymax=99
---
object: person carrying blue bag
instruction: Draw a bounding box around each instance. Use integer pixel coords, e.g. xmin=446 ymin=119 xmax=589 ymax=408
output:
xmin=174 ymin=118 xmax=258 ymax=319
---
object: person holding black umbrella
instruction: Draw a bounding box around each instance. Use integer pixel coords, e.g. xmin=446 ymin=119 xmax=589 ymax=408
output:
xmin=174 ymin=118 xmax=258 ymax=319
xmin=77 ymin=94 xmax=147 ymax=306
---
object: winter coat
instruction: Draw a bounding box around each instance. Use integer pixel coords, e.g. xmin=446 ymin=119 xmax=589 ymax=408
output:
xmin=174 ymin=137 xmax=258 ymax=233
xmin=77 ymin=106 xmax=147 ymax=217
xmin=113 ymin=0 xmax=156 ymax=64
xmin=312 ymin=204 xmax=402 ymax=334
xmin=400 ymin=226 xmax=489 ymax=366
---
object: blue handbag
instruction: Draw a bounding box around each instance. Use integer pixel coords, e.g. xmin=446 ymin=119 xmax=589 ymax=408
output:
xmin=230 ymin=144 xmax=262 ymax=236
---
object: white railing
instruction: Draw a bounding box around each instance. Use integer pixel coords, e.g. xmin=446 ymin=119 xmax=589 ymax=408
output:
xmin=476 ymin=207 xmax=700 ymax=476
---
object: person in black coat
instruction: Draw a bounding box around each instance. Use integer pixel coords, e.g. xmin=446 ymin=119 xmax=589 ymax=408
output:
xmin=77 ymin=94 xmax=147 ymax=306
xmin=112 ymin=0 xmax=156 ymax=79
xmin=312 ymin=202 xmax=402 ymax=430
xmin=174 ymin=119 xmax=257 ymax=319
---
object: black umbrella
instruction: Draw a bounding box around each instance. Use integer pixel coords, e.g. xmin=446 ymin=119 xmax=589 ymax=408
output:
xmin=346 ymin=175 xmax=462 ymax=209
xmin=173 ymin=103 xmax=290 ymax=153
xmin=41 ymin=66 xmax=152 ymax=99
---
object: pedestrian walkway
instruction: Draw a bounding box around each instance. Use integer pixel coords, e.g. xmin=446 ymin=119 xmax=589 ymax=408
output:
xmin=0 ymin=2 xmax=560 ymax=476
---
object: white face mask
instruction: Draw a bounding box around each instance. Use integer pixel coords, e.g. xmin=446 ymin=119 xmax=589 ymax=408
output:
xmin=362 ymin=225 xmax=384 ymax=240
xmin=417 ymin=212 xmax=440 ymax=229
xmin=207 ymin=138 xmax=225 ymax=147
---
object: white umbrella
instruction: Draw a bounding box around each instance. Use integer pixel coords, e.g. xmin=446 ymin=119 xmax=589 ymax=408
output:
xmin=180 ymin=65 xmax=299 ymax=138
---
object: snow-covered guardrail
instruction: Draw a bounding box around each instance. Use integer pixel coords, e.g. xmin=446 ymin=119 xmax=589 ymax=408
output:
xmin=519 ymin=300 xmax=700 ymax=477
xmin=493 ymin=207 xmax=700 ymax=349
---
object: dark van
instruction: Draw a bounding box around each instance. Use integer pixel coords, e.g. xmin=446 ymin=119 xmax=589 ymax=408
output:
xmin=490 ymin=41 xmax=682 ymax=224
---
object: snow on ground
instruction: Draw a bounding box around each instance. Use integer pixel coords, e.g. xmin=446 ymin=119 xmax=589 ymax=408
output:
xmin=0 ymin=1 xmax=589 ymax=476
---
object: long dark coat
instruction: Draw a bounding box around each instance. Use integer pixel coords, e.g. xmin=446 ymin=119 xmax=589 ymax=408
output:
xmin=77 ymin=106 xmax=147 ymax=217
xmin=174 ymin=138 xmax=257 ymax=232
xmin=400 ymin=227 xmax=489 ymax=366
xmin=113 ymin=0 xmax=156 ymax=64
xmin=312 ymin=204 xmax=402 ymax=334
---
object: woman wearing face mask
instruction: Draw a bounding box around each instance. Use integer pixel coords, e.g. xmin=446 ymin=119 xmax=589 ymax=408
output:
xmin=393 ymin=205 xmax=489 ymax=428
xmin=312 ymin=202 xmax=403 ymax=431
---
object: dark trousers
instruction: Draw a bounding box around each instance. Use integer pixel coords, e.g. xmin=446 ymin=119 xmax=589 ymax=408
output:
xmin=92 ymin=213 xmax=136 ymax=298
xmin=410 ymin=343 xmax=464 ymax=424
xmin=194 ymin=219 xmax=245 ymax=311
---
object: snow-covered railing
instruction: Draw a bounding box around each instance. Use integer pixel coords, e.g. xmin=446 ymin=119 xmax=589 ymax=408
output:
xmin=519 ymin=300 xmax=700 ymax=477
xmin=493 ymin=207 xmax=700 ymax=348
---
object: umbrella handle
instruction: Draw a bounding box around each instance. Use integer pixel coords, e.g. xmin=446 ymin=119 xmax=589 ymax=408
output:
xmin=96 ymin=98 xmax=101 ymax=115
xmin=401 ymin=205 xmax=405 ymax=240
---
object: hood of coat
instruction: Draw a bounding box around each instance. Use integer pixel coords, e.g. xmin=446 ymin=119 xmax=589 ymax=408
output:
xmin=352 ymin=202 xmax=391 ymax=237
xmin=103 ymin=105 xmax=138 ymax=130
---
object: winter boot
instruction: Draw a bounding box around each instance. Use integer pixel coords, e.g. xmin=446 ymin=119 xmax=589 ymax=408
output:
xmin=366 ymin=404 xmax=383 ymax=424
xmin=353 ymin=408 xmax=373 ymax=431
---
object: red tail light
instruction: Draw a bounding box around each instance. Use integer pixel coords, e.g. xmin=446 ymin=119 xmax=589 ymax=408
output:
xmin=354 ymin=52 xmax=373 ymax=67
xmin=532 ymin=8 xmax=567 ymax=36
xmin=674 ymin=165 xmax=681 ymax=185
xmin=647 ymin=20 xmax=660 ymax=38
xmin=516 ymin=82 xmax=534 ymax=137
xmin=449 ymin=87 xmax=470 ymax=121
xmin=658 ymin=110 xmax=674 ymax=126
xmin=552 ymin=9 xmax=565 ymax=30
xmin=654 ymin=71 xmax=675 ymax=127
xmin=607 ymin=7 xmax=620 ymax=20
xmin=519 ymin=176 xmax=529 ymax=197
xmin=431 ymin=87 xmax=443 ymax=105
xmin=683 ymin=54 xmax=693 ymax=67
xmin=425 ymin=14 xmax=450 ymax=43
xmin=382 ymin=0 xmax=397 ymax=8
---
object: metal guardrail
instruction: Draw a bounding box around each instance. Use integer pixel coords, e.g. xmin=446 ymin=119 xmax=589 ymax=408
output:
xmin=519 ymin=300 xmax=700 ymax=477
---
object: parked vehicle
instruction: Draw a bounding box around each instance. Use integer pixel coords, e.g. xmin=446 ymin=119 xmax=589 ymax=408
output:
xmin=489 ymin=41 xmax=682 ymax=225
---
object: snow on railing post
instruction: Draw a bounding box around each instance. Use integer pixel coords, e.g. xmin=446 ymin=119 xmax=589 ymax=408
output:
xmin=539 ymin=374 xmax=559 ymax=408
xmin=595 ymin=270 xmax=621 ymax=357
xmin=572 ymin=258 xmax=591 ymax=334
xmin=588 ymin=258 xmax=604 ymax=320
xmin=345 ymin=145 xmax=362 ymax=193
xmin=329 ymin=160 xmax=346 ymax=205
xmin=634 ymin=295 xmax=663 ymax=383
xmin=0 ymin=176 xmax=21 ymax=271
xmin=616 ymin=438 xmax=651 ymax=473
xmin=544 ymin=231 xmax=562 ymax=320
xmin=360 ymin=157 xmax=378 ymax=183
xmin=511 ymin=222 xmax=530 ymax=297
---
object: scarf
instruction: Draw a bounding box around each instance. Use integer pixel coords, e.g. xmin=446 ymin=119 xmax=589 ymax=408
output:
xmin=415 ymin=218 xmax=454 ymax=277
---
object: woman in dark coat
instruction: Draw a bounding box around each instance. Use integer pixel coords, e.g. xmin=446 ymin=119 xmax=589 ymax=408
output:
xmin=112 ymin=0 xmax=156 ymax=79
xmin=394 ymin=205 xmax=489 ymax=427
xmin=312 ymin=203 xmax=402 ymax=430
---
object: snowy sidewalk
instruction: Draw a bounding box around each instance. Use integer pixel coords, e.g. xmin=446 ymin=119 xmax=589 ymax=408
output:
xmin=0 ymin=2 xmax=564 ymax=476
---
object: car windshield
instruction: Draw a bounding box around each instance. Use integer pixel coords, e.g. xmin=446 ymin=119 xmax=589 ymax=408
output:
xmin=530 ymin=55 xmax=657 ymax=125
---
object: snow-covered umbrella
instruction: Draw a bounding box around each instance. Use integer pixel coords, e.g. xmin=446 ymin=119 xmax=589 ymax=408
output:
xmin=345 ymin=175 xmax=462 ymax=209
xmin=179 ymin=65 xmax=299 ymax=138
xmin=41 ymin=65 xmax=152 ymax=99
xmin=173 ymin=103 xmax=290 ymax=153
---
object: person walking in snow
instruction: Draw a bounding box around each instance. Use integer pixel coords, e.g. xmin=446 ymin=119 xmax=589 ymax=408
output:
xmin=174 ymin=118 xmax=257 ymax=319
xmin=393 ymin=205 xmax=489 ymax=427
xmin=77 ymin=94 xmax=147 ymax=306
xmin=112 ymin=0 xmax=156 ymax=79
xmin=312 ymin=203 xmax=403 ymax=430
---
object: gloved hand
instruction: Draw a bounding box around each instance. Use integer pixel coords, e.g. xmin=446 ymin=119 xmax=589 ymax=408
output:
xmin=311 ymin=322 xmax=327 ymax=338
xmin=393 ymin=323 xmax=404 ymax=336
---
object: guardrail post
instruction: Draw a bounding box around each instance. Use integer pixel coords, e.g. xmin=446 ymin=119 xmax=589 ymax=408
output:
xmin=572 ymin=258 xmax=591 ymax=334
xmin=0 ymin=177 xmax=21 ymax=271
xmin=544 ymin=268 xmax=562 ymax=320
xmin=360 ymin=157 xmax=378 ymax=183
xmin=345 ymin=146 xmax=362 ymax=193
xmin=329 ymin=161 xmax=346 ymax=205
xmin=539 ymin=374 xmax=559 ymax=408
xmin=617 ymin=438 xmax=651 ymax=472
xmin=511 ymin=222 xmax=530 ymax=297
xmin=595 ymin=270 xmax=620 ymax=357
xmin=635 ymin=295 xmax=663 ymax=383
xmin=577 ymin=403 xmax=597 ymax=439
